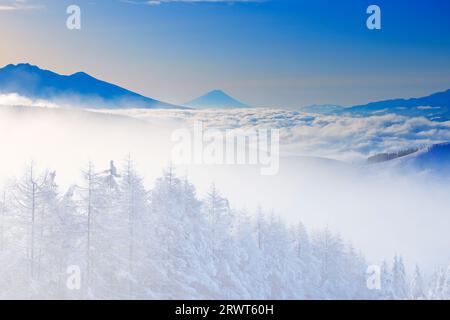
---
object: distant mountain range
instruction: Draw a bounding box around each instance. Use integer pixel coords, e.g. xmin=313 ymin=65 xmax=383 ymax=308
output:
xmin=184 ymin=90 xmax=248 ymax=109
xmin=347 ymin=89 xmax=450 ymax=121
xmin=302 ymin=89 xmax=450 ymax=121
xmin=299 ymin=104 xmax=344 ymax=114
xmin=0 ymin=63 xmax=181 ymax=109
xmin=2 ymin=63 xmax=448 ymax=116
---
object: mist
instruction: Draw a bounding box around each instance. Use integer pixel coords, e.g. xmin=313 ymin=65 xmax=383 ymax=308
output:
xmin=0 ymin=97 xmax=449 ymax=274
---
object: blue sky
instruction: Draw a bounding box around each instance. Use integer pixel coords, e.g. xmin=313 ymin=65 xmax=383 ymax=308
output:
xmin=0 ymin=0 xmax=449 ymax=107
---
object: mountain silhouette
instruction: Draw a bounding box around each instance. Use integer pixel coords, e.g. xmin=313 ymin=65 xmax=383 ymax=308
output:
xmin=301 ymin=89 xmax=450 ymax=121
xmin=185 ymin=90 xmax=248 ymax=109
xmin=346 ymin=89 xmax=450 ymax=121
xmin=0 ymin=63 xmax=181 ymax=109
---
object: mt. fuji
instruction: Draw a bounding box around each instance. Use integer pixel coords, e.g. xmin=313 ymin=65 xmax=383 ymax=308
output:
xmin=185 ymin=90 xmax=249 ymax=109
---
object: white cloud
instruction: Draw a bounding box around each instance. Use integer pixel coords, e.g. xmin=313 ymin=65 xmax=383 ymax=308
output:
xmin=0 ymin=93 xmax=59 ymax=108
xmin=2 ymin=93 xmax=449 ymax=164
xmin=95 ymin=107 xmax=450 ymax=163
xmin=0 ymin=0 xmax=42 ymax=11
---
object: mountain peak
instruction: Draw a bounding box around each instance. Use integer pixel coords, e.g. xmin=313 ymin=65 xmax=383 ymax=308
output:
xmin=208 ymin=89 xmax=227 ymax=95
xmin=70 ymin=71 xmax=93 ymax=79
xmin=3 ymin=63 xmax=41 ymax=71
xmin=0 ymin=63 xmax=182 ymax=109
xmin=185 ymin=89 xmax=248 ymax=109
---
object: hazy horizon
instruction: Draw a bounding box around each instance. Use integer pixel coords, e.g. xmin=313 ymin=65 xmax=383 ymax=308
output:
xmin=1 ymin=0 xmax=450 ymax=108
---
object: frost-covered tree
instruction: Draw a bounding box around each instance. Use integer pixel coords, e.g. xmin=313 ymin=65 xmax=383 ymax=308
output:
xmin=0 ymin=190 xmax=7 ymax=253
xmin=255 ymin=206 xmax=266 ymax=251
xmin=0 ymin=187 xmax=17 ymax=298
xmin=204 ymin=183 xmax=232 ymax=251
xmin=410 ymin=265 xmax=426 ymax=300
xmin=149 ymin=167 xmax=219 ymax=298
xmin=312 ymin=227 xmax=347 ymax=299
xmin=77 ymin=161 xmax=117 ymax=296
xmin=445 ymin=266 xmax=450 ymax=300
xmin=13 ymin=164 xmax=50 ymax=282
xmin=33 ymin=171 xmax=66 ymax=296
xmin=0 ymin=161 xmax=447 ymax=300
xmin=116 ymin=157 xmax=149 ymax=297
xmin=233 ymin=209 xmax=265 ymax=298
xmin=392 ymin=255 xmax=409 ymax=300
xmin=342 ymin=244 xmax=369 ymax=299
xmin=289 ymin=221 xmax=319 ymax=299
xmin=268 ymin=220 xmax=292 ymax=299
xmin=429 ymin=266 xmax=450 ymax=300
xmin=379 ymin=260 xmax=394 ymax=299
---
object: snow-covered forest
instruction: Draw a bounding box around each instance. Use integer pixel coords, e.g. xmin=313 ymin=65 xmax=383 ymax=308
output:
xmin=0 ymin=159 xmax=448 ymax=300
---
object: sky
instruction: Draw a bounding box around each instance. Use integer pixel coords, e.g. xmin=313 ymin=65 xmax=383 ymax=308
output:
xmin=0 ymin=0 xmax=450 ymax=107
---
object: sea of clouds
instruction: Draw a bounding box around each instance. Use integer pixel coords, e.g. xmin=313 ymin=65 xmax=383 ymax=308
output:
xmin=98 ymin=107 xmax=450 ymax=163
xmin=1 ymin=94 xmax=450 ymax=271
xmin=3 ymin=92 xmax=450 ymax=163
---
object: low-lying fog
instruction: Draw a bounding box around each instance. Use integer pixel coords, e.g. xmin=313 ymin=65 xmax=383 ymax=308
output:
xmin=0 ymin=98 xmax=449 ymax=271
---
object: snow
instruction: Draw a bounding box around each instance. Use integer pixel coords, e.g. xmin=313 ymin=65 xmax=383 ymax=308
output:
xmin=0 ymin=103 xmax=449 ymax=299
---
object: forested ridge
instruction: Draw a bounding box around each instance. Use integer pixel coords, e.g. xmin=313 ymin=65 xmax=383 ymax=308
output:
xmin=0 ymin=160 xmax=448 ymax=300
